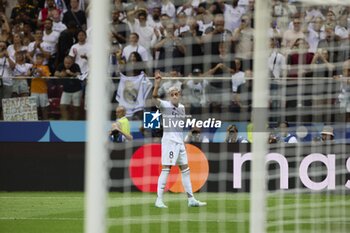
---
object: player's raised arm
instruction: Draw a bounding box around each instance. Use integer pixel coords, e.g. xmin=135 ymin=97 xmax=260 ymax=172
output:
xmin=152 ymin=71 xmax=162 ymax=107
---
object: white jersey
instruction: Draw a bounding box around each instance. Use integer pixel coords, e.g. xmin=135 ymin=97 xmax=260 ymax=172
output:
xmin=158 ymin=99 xmax=185 ymax=144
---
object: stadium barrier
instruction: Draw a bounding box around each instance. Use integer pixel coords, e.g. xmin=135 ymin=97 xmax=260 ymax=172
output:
xmin=1 ymin=142 xmax=349 ymax=193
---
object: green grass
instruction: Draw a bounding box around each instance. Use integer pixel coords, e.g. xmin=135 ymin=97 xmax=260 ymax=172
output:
xmin=0 ymin=192 xmax=349 ymax=233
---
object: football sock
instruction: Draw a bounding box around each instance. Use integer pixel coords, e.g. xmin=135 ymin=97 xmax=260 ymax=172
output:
xmin=157 ymin=168 xmax=170 ymax=199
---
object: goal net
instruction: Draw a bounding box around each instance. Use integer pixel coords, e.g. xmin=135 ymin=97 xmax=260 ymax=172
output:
xmin=85 ymin=0 xmax=350 ymax=233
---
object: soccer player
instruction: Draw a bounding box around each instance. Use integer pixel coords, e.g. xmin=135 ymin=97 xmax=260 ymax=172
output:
xmin=152 ymin=71 xmax=207 ymax=208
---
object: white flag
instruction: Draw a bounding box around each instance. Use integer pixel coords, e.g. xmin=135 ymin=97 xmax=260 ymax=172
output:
xmin=116 ymin=72 xmax=152 ymax=117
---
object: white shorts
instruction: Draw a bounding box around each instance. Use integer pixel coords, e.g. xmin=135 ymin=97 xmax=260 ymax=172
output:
xmin=31 ymin=93 xmax=49 ymax=107
xmin=60 ymin=91 xmax=82 ymax=107
xmin=161 ymin=139 xmax=188 ymax=166
xmin=12 ymin=80 xmax=29 ymax=95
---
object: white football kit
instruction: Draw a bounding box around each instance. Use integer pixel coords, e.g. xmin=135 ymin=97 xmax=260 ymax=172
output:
xmin=157 ymin=99 xmax=188 ymax=166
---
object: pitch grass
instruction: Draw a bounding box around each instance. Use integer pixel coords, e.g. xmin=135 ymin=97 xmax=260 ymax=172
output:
xmin=0 ymin=192 xmax=349 ymax=233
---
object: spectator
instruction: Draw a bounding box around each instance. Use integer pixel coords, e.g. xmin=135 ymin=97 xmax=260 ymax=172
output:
xmin=147 ymin=6 xmax=162 ymax=30
xmin=157 ymin=69 xmax=182 ymax=98
xmin=27 ymin=29 xmax=51 ymax=64
xmin=176 ymin=0 xmax=195 ymax=17
xmin=0 ymin=41 xmax=13 ymax=101
xmin=10 ymin=0 xmax=38 ymax=30
xmin=37 ymin=0 xmax=61 ymax=28
xmin=224 ymin=0 xmax=245 ymax=33
xmin=202 ymin=14 xmax=231 ymax=86
xmin=287 ymin=38 xmax=314 ymax=78
xmin=161 ymin=0 xmax=175 ymax=20
xmin=8 ymin=51 xmax=32 ymax=97
xmin=231 ymin=58 xmax=246 ymax=92
xmin=231 ymin=14 xmax=254 ymax=71
xmin=54 ymin=55 xmax=82 ymax=120
xmin=336 ymin=14 xmax=350 ymax=63
xmin=311 ymin=48 xmax=335 ymax=78
xmin=121 ymin=51 xmax=146 ymax=76
xmin=337 ymin=59 xmax=350 ymax=122
xmin=51 ymin=9 xmax=67 ymax=34
xmin=306 ymin=16 xmax=325 ymax=53
xmin=0 ymin=13 xmax=11 ymax=45
xmin=184 ymin=127 xmax=209 ymax=143
xmin=127 ymin=10 xmax=157 ymax=56
xmin=230 ymin=70 xmax=253 ymax=118
xmin=69 ymin=30 xmax=89 ymax=74
xmin=174 ymin=12 xmax=189 ymax=37
xmin=122 ymin=33 xmax=149 ymax=66
xmin=282 ymin=16 xmax=306 ymax=50
xmin=277 ymin=121 xmax=298 ymax=143
xmin=43 ymin=18 xmax=60 ymax=70
xmin=268 ymin=20 xmax=282 ymax=39
xmin=7 ymin=33 xmax=27 ymax=62
xmin=29 ymin=53 xmax=51 ymax=120
xmin=325 ymin=10 xmax=337 ymax=28
xmin=110 ymin=9 xmax=130 ymax=46
xmin=153 ymin=23 xmax=185 ymax=73
xmin=56 ymin=20 xmax=77 ymax=67
xmin=196 ymin=4 xmax=214 ymax=35
xmin=62 ymin=0 xmax=87 ymax=30
xmin=320 ymin=125 xmax=334 ymax=142
xmin=268 ymin=38 xmax=286 ymax=79
xmin=317 ymin=24 xmax=342 ymax=74
xmin=225 ymin=124 xmax=248 ymax=143
xmin=179 ymin=16 xmax=203 ymax=75
xmin=21 ymin=21 xmax=34 ymax=45
xmin=182 ymin=68 xmax=209 ymax=115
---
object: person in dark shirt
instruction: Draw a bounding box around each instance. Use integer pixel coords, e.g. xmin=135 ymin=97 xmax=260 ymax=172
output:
xmin=10 ymin=0 xmax=38 ymax=30
xmin=62 ymin=0 xmax=87 ymax=30
xmin=54 ymin=55 xmax=82 ymax=120
xmin=56 ymin=21 xmax=77 ymax=68
xmin=110 ymin=9 xmax=130 ymax=46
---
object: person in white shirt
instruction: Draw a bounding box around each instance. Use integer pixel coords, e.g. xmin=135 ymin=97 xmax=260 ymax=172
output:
xmin=69 ymin=30 xmax=90 ymax=74
xmin=231 ymin=58 xmax=246 ymax=92
xmin=307 ymin=16 xmax=325 ymax=53
xmin=51 ymin=9 xmax=67 ymax=34
xmin=268 ymin=38 xmax=286 ymax=79
xmin=157 ymin=69 xmax=182 ymax=98
xmin=28 ymin=29 xmax=51 ymax=65
xmin=161 ymin=0 xmax=176 ymax=20
xmin=122 ymin=32 xmax=149 ymax=63
xmin=0 ymin=41 xmax=13 ymax=99
xmin=43 ymin=18 xmax=60 ymax=55
xmin=8 ymin=51 xmax=33 ymax=97
xmin=152 ymin=71 xmax=207 ymax=208
xmin=224 ymin=0 xmax=245 ymax=33
xmin=335 ymin=15 xmax=350 ymax=40
xmin=127 ymin=10 xmax=157 ymax=56
xmin=6 ymin=33 xmax=27 ymax=63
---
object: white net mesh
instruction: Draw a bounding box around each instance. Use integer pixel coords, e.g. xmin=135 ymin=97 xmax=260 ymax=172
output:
xmin=92 ymin=0 xmax=350 ymax=233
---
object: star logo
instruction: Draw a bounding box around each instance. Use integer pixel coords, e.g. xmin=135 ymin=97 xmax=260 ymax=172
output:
xmin=143 ymin=110 xmax=162 ymax=129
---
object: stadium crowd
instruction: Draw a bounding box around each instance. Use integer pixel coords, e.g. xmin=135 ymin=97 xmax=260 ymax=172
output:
xmin=0 ymin=0 xmax=349 ymax=123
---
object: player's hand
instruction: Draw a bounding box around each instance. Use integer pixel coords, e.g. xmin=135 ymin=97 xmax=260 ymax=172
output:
xmin=154 ymin=71 xmax=162 ymax=85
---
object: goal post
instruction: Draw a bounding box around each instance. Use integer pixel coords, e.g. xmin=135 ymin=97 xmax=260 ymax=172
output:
xmin=84 ymin=0 xmax=110 ymax=233
xmin=250 ymin=0 xmax=271 ymax=232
